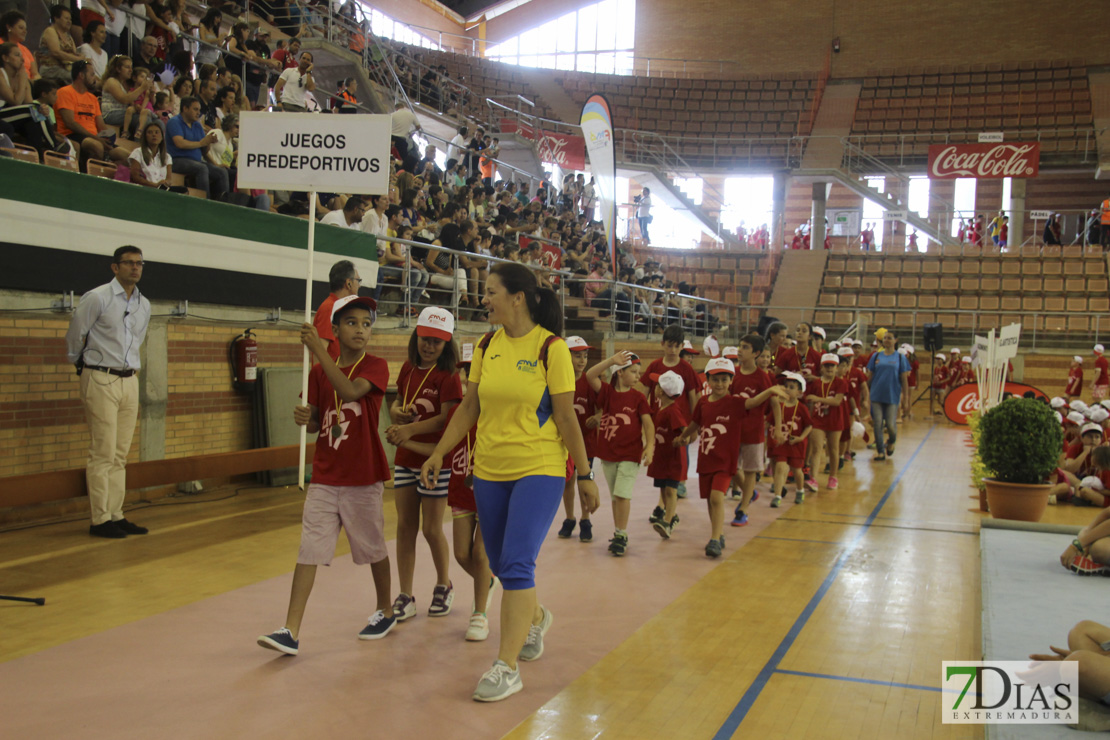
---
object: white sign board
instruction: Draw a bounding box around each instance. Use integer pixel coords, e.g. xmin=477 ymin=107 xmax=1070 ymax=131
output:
xmin=1030 ymin=210 xmax=1052 ymax=220
xmin=237 ymin=111 xmax=391 ymax=194
xmin=997 ymin=322 xmax=1021 ymax=360
xmin=883 ymin=210 xmax=907 ymax=220
xmin=978 ymin=132 xmax=1004 ymax=143
xmin=827 ymin=208 xmax=861 ymax=236
xmin=971 ymin=335 xmax=989 ymax=367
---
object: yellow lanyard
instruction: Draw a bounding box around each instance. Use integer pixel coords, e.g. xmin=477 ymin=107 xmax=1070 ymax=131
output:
xmin=402 ymin=364 xmax=435 ymax=413
xmin=331 ymin=354 xmax=365 ymax=438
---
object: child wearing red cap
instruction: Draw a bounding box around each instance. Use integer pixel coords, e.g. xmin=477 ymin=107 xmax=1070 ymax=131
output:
xmin=586 ymin=350 xmax=654 ymax=557
xmin=647 ymin=370 xmax=690 ymax=539
xmin=808 ymin=353 xmax=848 ymax=490
xmin=557 ymin=336 xmax=599 ymax=542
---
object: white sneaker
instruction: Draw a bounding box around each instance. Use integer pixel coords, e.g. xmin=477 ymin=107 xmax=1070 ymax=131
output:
xmin=519 ymin=605 xmax=553 ymax=662
xmin=472 ymin=660 xmax=522 ymax=702
xmin=466 ymin=612 xmax=489 ymax=641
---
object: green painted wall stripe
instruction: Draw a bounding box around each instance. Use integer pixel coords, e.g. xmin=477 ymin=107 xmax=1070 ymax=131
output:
xmin=0 ymin=157 xmax=376 ymax=259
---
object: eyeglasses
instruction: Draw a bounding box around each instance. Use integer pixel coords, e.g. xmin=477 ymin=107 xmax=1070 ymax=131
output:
xmin=117 ymin=260 xmax=145 ymax=267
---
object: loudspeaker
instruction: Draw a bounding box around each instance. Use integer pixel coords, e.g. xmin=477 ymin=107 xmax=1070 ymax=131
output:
xmin=923 ymin=323 xmax=943 ymax=353
xmin=756 ymin=314 xmax=781 ymax=338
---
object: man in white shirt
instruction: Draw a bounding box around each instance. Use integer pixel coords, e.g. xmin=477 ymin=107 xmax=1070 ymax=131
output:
xmin=320 ymin=197 xmax=366 ymax=229
xmin=64 ymin=246 xmax=152 ymax=539
xmin=635 ymin=187 xmax=652 ymax=244
xmin=447 ymin=124 xmax=468 ymax=163
xmin=391 ymin=100 xmax=419 ymax=170
xmin=274 ymin=51 xmax=315 ymax=112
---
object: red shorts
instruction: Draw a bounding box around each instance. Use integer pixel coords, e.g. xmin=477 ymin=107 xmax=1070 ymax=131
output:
xmin=699 ymin=471 xmax=733 ymax=499
xmin=773 ymin=456 xmax=805 ymax=469
xmin=447 ymin=477 xmax=476 ymax=513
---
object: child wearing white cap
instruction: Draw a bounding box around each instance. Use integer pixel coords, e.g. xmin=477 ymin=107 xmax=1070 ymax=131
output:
xmin=768 ymin=371 xmax=813 ymax=506
xmin=807 ymin=353 xmax=849 ymax=490
xmin=557 ymin=336 xmax=599 ymax=543
xmin=1066 ymin=356 xmax=1084 ymax=402
xmin=646 ymin=370 xmax=690 ymax=539
xmin=640 ymin=325 xmax=702 ymax=506
xmin=385 ymin=307 xmax=463 ymax=622
xmin=586 ymin=350 xmax=655 ymax=557
xmin=1093 ymin=345 xmax=1109 ymax=402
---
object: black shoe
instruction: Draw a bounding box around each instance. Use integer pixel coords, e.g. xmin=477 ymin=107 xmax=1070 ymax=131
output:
xmin=89 ymin=521 xmax=127 ymax=539
xmin=557 ymin=518 xmax=576 ymax=539
xmin=649 ymin=506 xmax=665 ymax=525
xmin=115 ymin=518 xmax=148 ymax=535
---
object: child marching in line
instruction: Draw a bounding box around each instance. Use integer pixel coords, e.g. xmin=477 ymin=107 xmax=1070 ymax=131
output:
xmin=385 ymin=307 xmax=463 ymax=622
xmin=807 ymin=353 xmax=848 ymax=490
xmin=558 ymin=336 xmax=600 ymax=543
xmin=257 ymin=296 xmax=395 ymax=655
xmin=1093 ymin=345 xmax=1108 ymax=402
xmin=769 ymin=371 xmax=814 ymax=507
xmin=837 ymin=347 xmax=865 ymax=466
xmin=586 ymin=351 xmax=655 ymax=557
xmin=678 ymin=357 xmax=747 ymax=557
xmin=1066 ymin=355 xmax=1084 ymax=402
xmin=729 ymin=334 xmax=787 ymax=526
xmin=900 ymin=344 xmax=919 ymax=421
xmin=932 ymin=352 xmax=950 ymax=407
xmin=641 ymin=325 xmax=701 ymax=511
xmin=648 ymin=370 xmax=689 ymax=539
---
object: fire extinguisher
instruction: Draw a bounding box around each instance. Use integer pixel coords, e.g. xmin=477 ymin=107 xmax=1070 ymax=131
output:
xmin=229 ymin=329 xmax=258 ymax=392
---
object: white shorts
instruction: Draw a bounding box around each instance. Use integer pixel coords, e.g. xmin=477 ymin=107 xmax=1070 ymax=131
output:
xmin=393 ymin=464 xmax=450 ymax=497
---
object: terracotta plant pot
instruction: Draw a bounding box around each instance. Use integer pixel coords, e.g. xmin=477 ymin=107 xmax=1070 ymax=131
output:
xmin=978 ymin=487 xmax=988 ymax=512
xmin=983 ymin=479 xmax=1051 ymax=522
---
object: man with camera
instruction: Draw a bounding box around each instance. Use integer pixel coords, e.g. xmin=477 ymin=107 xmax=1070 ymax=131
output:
xmin=65 ymin=246 xmax=151 ymax=539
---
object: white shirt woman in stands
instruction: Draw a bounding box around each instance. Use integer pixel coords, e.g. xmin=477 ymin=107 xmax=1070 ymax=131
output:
xmin=128 ymin=121 xmax=173 ymax=188
xmin=77 ymin=20 xmax=108 ymax=81
xmin=206 ymin=112 xmax=236 ymax=169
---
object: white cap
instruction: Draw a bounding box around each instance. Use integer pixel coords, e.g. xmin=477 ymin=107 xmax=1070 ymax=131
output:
xmin=812 ymin=326 xmax=826 ymax=339
xmin=330 ymin=294 xmax=378 ymax=323
xmin=837 ymin=346 xmax=855 ymax=356
xmin=935 ymin=353 xmax=946 ymax=360
xmin=657 ymin=370 xmax=684 ymax=397
xmin=1096 ymin=344 xmax=1105 ymax=354
xmin=780 ymin=370 xmax=806 ymax=393
xmin=852 ymin=339 xmax=863 ymax=347
xmin=1067 ymin=411 xmax=1086 ymax=425
xmin=898 ymin=347 xmax=908 ymax=356
xmin=903 ymin=344 xmax=915 ymax=354
xmin=1082 ymin=422 xmax=1104 ymax=436
xmin=565 ymin=336 xmax=594 ymax=351
xmin=614 ymin=352 xmax=641 ymax=370
xmin=1071 ymin=400 xmax=1089 ymax=412
xmin=722 ymin=346 xmax=739 ymax=359
xmin=681 ymin=339 xmax=700 ymax=355
xmin=705 ymin=357 xmax=735 ymax=375
xmin=1055 ymin=411 xmax=1063 ymax=424
xmin=1092 ymin=407 xmax=1110 ymax=424
xmin=951 ymin=347 xmax=960 ymax=354
xmin=1050 ymin=397 xmax=1067 ymax=409
xmin=416 ymin=306 xmax=454 ymax=340
xmin=702 ymin=335 xmax=720 ymax=357
xmin=962 ymin=355 xmax=972 ymax=363
xmin=1101 ymin=400 xmax=1110 ymax=410
xmin=460 ymin=342 xmax=474 ymax=363
xmin=820 ymin=353 xmax=839 ymax=365
xmin=1081 ymin=475 xmax=1106 ymax=491
xmin=1074 ymin=355 xmax=1084 ymax=363
xmin=829 ymin=340 xmax=840 ymax=351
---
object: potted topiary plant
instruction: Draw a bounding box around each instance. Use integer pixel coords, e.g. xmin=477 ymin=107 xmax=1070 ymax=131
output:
xmin=977 ymin=397 xmax=1063 ymax=521
xmin=967 ymin=410 xmax=991 ymax=511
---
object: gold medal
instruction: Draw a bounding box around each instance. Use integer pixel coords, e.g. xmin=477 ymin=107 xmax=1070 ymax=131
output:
xmin=330 ymin=425 xmax=342 ymax=440
xmin=464 ymin=474 xmax=474 ymax=487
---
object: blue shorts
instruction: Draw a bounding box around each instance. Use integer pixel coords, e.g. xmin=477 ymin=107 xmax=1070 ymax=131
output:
xmin=393 ymin=465 xmax=450 ymax=497
xmin=473 ymin=475 xmax=564 ymax=591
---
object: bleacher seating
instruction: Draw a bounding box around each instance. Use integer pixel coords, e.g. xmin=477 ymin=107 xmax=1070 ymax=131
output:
xmin=852 ymin=59 xmax=1093 ymax=162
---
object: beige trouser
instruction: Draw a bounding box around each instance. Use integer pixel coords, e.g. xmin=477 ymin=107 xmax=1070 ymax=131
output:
xmin=80 ymin=371 xmax=139 ymax=525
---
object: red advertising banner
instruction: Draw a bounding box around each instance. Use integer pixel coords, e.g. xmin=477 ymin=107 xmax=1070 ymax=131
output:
xmin=499 ymin=118 xmax=586 ymax=171
xmin=943 ymin=382 xmax=1047 ymax=425
xmin=519 ymin=236 xmax=563 ymax=284
xmin=927 ymin=142 xmax=1041 ymax=179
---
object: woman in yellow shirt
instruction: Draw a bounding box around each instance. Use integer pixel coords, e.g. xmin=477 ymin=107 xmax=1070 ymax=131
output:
xmin=422 ymin=262 xmax=599 ymax=703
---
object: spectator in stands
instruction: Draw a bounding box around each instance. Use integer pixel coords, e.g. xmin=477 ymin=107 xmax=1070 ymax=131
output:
xmin=206 ymin=109 xmax=235 ymax=172
xmin=274 ymin=50 xmax=314 ymax=112
xmin=77 ymin=20 xmax=108 ymax=81
xmin=221 ymin=22 xmax=250 ymax=85
xmin=420 ymin=64 xmax=441 ymax=109
xmin=194 ymin=77 xmax=220 ymax=129
xmin=0 ymin=41 xmax=60 ymax=152
xmin=244 ymin=28 xmax=278 ymax=108
xmin=130 ymin=35 xmax=164 ymax=79
xmin=320 ymin=196 xmax=366 ymax=230
xmin=127 ymin=120 xmax=178 ymax=188
xmin=635 ymin=187 xmax=652 ymax=244
xmin=212 ymin=84 xmax=236 ymax=125
xmin=1 ymin=11 xmax=37 ymax=80
xmin=465 ymin=126 xmax=484 ymax=176
xmin=271 ymin=36 xmax=300 ymax=71
xmin=331 ymin=77 xmax=356 ymax=113
xmin=391 ymin=99 xmax=418 ymax=168
xmin=56 ymin=60 xmax=128 ymax=171
xmin=193 ymin=8 xmax=223 ymax=67
xmin=377 ymin=221 xmax=429 ymax=316
xmin=166 ymin=95 xmax=227 ymax=200
xmin=37 ymin=5 xmax=82 ymax=84
xmin=1044 ymin=213 xmax=1063 ymax=246
xmin=447 ymin=124 xmax=467 ymax=163
xmin=99 ymin=55 xmax=147 ymax=139
xmin=426 ymin=222 xmax=470 ymax=306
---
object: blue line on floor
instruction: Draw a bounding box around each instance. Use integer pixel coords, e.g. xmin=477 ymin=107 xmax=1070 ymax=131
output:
xmin=754 ymin=536 xmax=842 ymax=545
xmin=712 ymin=425 xmax=935 ymax=740
xmin=772 ymin=668 xmax=944 ymax=693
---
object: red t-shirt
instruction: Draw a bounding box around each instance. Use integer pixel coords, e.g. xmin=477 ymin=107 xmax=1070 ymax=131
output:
xmin=775 ymin=345 xmax=820 ymax=377
xmin=307 ymin=354 xmax=390 ymax=486
xmin=1096 ymin=356 xmax=1109 ymax=386
xmin=907 ymin=359 xmax=920 ymax=388
xmin=641 ymin=357 xmax=701 ymax=415
xmin=273 ymin=48 xmax=299 ymax=70
xmin=647 ymin=402 xmax=689 ymax=481
xmin=573 ymin=373 xmax=599 ymax=458
xmin=312 ymin=293 xmax=341 ymax=361
xmin=809 ymin=376 xmax=848 ymax=431
xmin=595 ymin=382 xmax=652 ymax=463
xmin=846 ymin=366 xmax=867 ymax=407
xmin=1066 ymin=440 xmax=1102 ymax=479
xmin=769 ymin=401 xmax=812 ymax=461
xmin=933 ymin=364 xmax=950 ymax=389
xmin=444 ymin=406 xmax=478 ymax=512
xmin=730 ymin=367 xmax=772 ymax=444
xmin=392 ymin=362 xmax=463 ymax=468
xmin=1067 ymin=367 xmax=1084 ymax=396
xmin=692 ymin=394 xmax=744 ymax=475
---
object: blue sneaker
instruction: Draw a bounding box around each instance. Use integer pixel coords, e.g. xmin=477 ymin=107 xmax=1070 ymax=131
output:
xmin=257 ymin=628 xmax=298 ymax=655
xmin=751 ymin=490 xmax=760 ymax=503
xmin=358 ymin=610 xmax=396 ymax=640
xmin=731 ymin=512 xmax=749 ymax=527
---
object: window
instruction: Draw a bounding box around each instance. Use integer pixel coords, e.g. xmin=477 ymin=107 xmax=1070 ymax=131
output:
xmin=487 ymin=0 xmax=636 ymax=74
xmin=673 ymin=177 xmax=703 ymax=206
xmin=721 ymin=176 xmax=774 ymax=242
xmin=907 ymin=176 xmax=930 ymax=251
xmin=951 ymin=178 xmax=976 ymax=237
xmin=861 ymin=177 xmax=885 ymax=250
xmin=370 ymin=8 xmax=441 ymax=49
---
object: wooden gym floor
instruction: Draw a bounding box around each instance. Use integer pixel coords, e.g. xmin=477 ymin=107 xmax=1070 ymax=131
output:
xmin=1 ymin=419 xmax=1090 ymax=738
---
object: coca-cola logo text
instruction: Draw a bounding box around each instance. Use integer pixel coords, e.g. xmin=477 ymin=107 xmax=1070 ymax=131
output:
xmin=943 ymin=381 xmax=1046 ymax=425
xmin=499 ymin=118 xmax=586 ymax=170
xmin=928 ymin=143 xmax=1040 ymax=179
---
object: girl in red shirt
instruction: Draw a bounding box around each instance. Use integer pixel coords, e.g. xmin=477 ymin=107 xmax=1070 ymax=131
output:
xmin=1066 ymin=356 xmax=1084 ymax=401
xmin=586 ymin=351 xmax=654 ymax=557
xmin=807 ymin=354 xmax=848 ymax=490
xmin=385 ymin=308 xmax=463 ymax=621
xmin=557 ymin=336 xmax=599 ymax=542
xmin=769 ymin=371 xmax=813 ymax=506
xmin=647 ymin=371 xmax=689 ymax=539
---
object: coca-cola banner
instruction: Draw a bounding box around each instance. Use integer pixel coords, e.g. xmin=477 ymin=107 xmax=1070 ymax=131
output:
xmin=943 ymin=381 xmax=1047 ymax=425
xmin=927 ymin=142 xmax=1041 ymax=179
xmin=499 ymin=118 xmax=586 ymax=171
